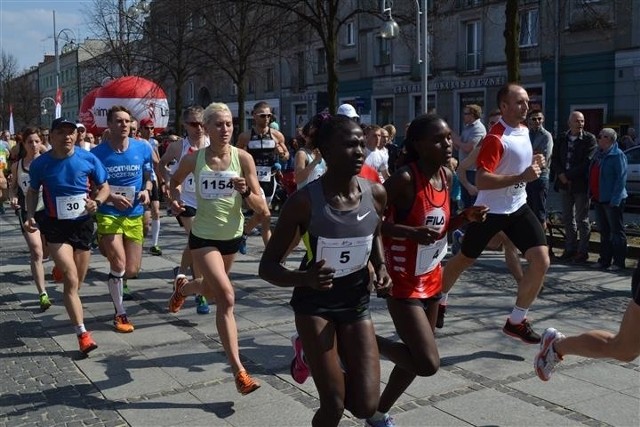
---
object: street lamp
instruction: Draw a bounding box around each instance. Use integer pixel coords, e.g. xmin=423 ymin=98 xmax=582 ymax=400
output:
xmin=380 ymin=0 xmax=429 ymax=114
xmin=40 ymin=97 xmax=57 ymax=127
xmin=53 ymin=10 xmax=78 ymax=119
xmin=119 ymin=0 xmax=151 ymax=44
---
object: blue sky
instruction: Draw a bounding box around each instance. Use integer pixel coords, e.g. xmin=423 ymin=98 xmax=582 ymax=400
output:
xmin=0 ymin=0 xmax=93 ymax=71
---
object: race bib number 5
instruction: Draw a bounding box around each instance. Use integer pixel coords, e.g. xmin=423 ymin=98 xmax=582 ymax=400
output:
xmin=316 ymin=235 xmax=373 ymax=278
xmin=199 ymin=171 xmax=239 ymax=199
xmin=56 ymin=194 xmax=87 ymax=220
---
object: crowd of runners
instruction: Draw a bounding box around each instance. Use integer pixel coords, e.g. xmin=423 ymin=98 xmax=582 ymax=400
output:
xmin=1 ymin=82 xmax=638 ymax=427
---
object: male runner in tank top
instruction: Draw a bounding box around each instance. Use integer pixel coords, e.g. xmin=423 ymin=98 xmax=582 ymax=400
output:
xmin=236 ymin=101 xmax=288 ymax=253
xmin=439 ymin=83 xmax=549 ymax=344
xmin=158 ymin=106 xmax=211 ymax=314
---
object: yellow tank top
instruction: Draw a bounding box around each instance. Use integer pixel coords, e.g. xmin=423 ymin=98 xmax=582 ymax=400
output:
xmin=192 ymin=146 xmax=244 ymax=240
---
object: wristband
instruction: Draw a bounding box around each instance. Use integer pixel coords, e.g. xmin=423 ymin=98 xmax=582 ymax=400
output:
xmin=241 ymin=188 xmax=252 ymax=199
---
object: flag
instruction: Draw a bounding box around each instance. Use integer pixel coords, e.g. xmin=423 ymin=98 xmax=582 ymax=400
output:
xmin=8 ymin=104 xmax=14 ymax=135
xmin=55 ymin=87 xmax=62 ymax=119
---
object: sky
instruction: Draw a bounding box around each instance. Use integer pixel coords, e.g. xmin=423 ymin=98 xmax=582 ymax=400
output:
xmin=0 ymin=0 xmax=93 ymax=72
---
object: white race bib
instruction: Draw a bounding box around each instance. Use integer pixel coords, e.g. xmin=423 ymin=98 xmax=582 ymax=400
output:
xmin=19 ymin=177 xmax=30 ymax=193
xmin=316 ymin=235 xmax=373 ymax=278
xmin=199 ymin=171 xmax=238 ymax=199
xmin=415 ymin=237 xmax=447 ymax=275
xmin=256 ymin=166 xmax=271 ymax=182
xmin=56 ymin=194 xmax=87 ymax=220
xmin=109 ymin=185 xmax=136 ymax=204
xmin=509 ymin=182 xmax=526 ymax=197
xmin=183 ymin=173 xmax=196 ymax=192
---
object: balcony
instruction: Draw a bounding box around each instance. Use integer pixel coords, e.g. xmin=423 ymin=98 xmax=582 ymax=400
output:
xmin=456 ymin=51 xmax=483 ymax=74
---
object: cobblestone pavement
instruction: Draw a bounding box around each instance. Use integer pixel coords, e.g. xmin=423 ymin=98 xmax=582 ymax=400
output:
xmin=1 ymin=211 xmax=638 ymax=427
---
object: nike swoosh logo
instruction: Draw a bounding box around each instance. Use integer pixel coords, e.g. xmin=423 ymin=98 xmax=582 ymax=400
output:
xmin=356 ymin=211 xmax=371 ymax=221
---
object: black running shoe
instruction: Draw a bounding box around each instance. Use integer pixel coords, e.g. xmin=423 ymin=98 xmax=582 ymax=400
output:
xmin=503 ymin=318 xmax=541 ymax=344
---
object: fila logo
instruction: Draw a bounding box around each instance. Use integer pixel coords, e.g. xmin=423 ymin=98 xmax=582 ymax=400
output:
xmin=357 ymin=211 xmax=371 ymax=221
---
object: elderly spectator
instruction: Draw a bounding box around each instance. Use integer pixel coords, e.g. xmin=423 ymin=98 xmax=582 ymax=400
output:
xmin=364 ymin=125 xmax=390 ymax=182
xmin=551 ymin=111 xmax=597 ymax=263
xmin=453 ymin=104 xmax=486 ymax=208
xmin=619 ymin=127 xmax=637 ymax=151
xmin=589 ymin=128 xmax=628 ymax=270
xmin=526 ymin=109 xmax=554 ymax=228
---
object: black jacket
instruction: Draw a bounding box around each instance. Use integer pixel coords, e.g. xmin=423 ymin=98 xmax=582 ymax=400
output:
xmin=551 ymin=130 xmax=597 ymax=194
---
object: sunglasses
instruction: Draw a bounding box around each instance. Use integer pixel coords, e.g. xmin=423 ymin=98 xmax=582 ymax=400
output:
xmin=186 ymin=121 xmax=204 ymax=128
xmin=529 ymin=117 xmax=543 ymax=122
xmin=144 ymin=126 xmax=154 ymax=130
xmin=257 ymin=113 xmax=272 ymax=119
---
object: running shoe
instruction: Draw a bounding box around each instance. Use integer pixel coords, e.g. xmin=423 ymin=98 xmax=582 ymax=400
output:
xmin=150 ymin=245 xmax=163 ymax=256
xmin=503 ymin=318 xmax=541 ymax=344
xmin=534 ymin=327 xmax=565 ymax=381
xmin=238 ymin=234 xmax=248 ymax=255
xmin=235 ymin=370 xmax=260 ymax=395
xmin=365 ymin=414 xmax=396 ymax=427
xmin=122 ymin=280 xmax=133 ymax=301
xmin=39 ymin=294 xmax=52 ymax=311
xmin=452 ymin=229 xmax=464 ymax=255
xmin=290 ymin=334 xmax=310 ymax=384
xmin=168 ymin=274 xmax=188 ymax=313
xmin=114 ymin=314 xmax=135 ymax=333
xmin=195 ymin=295 xmax=210 ymax=314
xmin=436 ymin=304 xmax=446 ymax=329
xmin=78 ymin=332 xmax=98 ymax=354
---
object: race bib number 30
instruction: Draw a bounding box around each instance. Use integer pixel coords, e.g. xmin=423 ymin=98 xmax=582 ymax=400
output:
xmin=316 ymin=235 xmax=373 ymax=278
xmin=199 ymin=171 xmax=238 ymax=199
xmin=56 ymin=194 xmax=87 ymax=220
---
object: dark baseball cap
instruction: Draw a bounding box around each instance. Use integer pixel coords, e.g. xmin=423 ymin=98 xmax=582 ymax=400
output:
xmin=51 ymin=118 xmax=78 ymax=132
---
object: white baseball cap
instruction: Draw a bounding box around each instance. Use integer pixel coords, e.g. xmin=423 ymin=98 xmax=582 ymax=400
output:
xmin=337 ymin=103 xmax=359 ymax=119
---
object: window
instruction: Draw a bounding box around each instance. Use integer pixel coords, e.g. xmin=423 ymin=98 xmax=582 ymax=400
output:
xmin=345 ymin=21 xmax=355 ymax=46
xmin=465 ymin=21 xmax=481 ymax=71
xmin=520 ymin=9 xmax=539 ymax=47
xmin=376 ymin=37 xmax=391 ymax=66
xmin=188 ymin=80 xmax=194 ymax=102
xmin=316 ymin=48 xmax=326 ymax=74
xmin=297 ymin=52 xmax=306 ymax=88
xmin=231 ymin=83 xmax=237 ymax=96
xmin=265 ymin=68 xmax=274 ymax=92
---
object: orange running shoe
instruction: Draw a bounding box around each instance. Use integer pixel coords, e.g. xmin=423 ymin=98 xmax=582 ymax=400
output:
xmin=52 ymin=266 xmax=63 ymax=283
xmin=168 ymin=274 xmax=188 ymax=313
xmin=235 ymin=370 xmax=260 ymax=395
xmin=114 ymin=314 xmax=135 ymax=333
xmin=78 ymin=332 xmax=98 ymax=354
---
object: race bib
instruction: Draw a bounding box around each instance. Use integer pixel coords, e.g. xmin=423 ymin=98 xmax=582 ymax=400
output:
xmin=256 ymin=166 xmax=271 ymax=182
xmin=199 ymin=171 xmax=238 ymax=199
xmin=183 ymin=173 xmax=196 ymax=192
xmin=509 ymin=182 xmax=526 ymax=197
xmin=19 ymin=176 xmax=30 ymax=193
xmin=56 ymin=194 xmax=87 ymax=220
xmin=316 ymin=235 xmax=373 ymax=278
xmin=109 ymin=185 xmax=136 ymax=204
xmin=415 ymin=237 xmax=447 ymax=275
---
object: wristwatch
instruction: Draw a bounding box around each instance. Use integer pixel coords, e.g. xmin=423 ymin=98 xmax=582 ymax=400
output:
xmin=95 ymin=199 xmax=102 ymax=208
xmin=241 ymin=188 xmax=252 ymax=199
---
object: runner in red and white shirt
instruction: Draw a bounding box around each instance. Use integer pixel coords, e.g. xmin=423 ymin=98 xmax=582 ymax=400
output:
xmin=439 ymin=83 xmax=549 ymax=345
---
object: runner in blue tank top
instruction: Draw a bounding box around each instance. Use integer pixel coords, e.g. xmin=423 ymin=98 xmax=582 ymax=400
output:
xmin=25 ymin=117 xmax=110 ymax=356
xmin=91 ymin=106 xmax=153 ymax=334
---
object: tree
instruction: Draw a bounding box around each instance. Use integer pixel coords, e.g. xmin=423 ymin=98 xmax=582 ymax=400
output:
xmin=247 ymin=0 xmax=379 ymax=114
xmin=0 ymin=51 xmax=18 ymax=131
xmin=192 ymin=0 xmax=282 ymax=132
xmin=504 ymin=0 xmax=521 ymax=83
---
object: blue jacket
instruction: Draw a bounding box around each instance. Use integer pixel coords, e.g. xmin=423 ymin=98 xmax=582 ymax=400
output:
xmin=589 ymin=142 xmax=627 ymax=206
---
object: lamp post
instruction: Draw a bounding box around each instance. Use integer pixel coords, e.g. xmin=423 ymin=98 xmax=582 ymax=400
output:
xmin=118 ymin=0 xmax=151 ymax=44
xmin=381 ymin=0 xmax=429 ymax=114
xmin=53 ymin=10 xmax=78 ymax=119
xmin=40 ymin=97 xmax=57 ymax=127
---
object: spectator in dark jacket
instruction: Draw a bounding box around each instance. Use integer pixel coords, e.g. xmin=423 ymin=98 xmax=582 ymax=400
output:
xmin=589 ymin=128 xmax=628 ymax=270
xmin=551 ymin=111 xmax=597 ymax=263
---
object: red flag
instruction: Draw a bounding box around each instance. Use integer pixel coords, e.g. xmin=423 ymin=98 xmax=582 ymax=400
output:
xmin=55 ymin=87 xmax=62 ymax=118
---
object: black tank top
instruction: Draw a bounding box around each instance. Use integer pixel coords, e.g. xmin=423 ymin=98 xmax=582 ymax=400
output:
xmin=247 ymin=128 xmax=278 ymax=167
